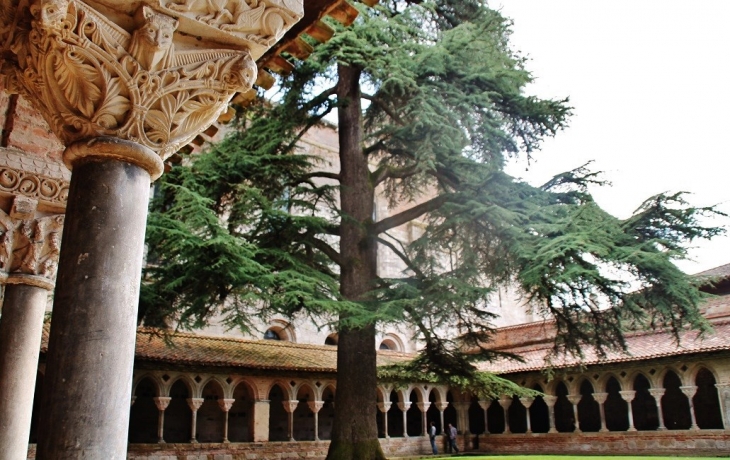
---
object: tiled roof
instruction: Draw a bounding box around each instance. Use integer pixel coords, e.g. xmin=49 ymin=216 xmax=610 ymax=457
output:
xmin=479 ymin=318 xmax=730 ymax=375
xmin=693 ymin=263 xmax=730 ymax=280
xmin=40 ymin=325 xmax=413 ymax=373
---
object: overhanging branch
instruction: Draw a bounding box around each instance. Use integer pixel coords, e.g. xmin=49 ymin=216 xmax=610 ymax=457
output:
xmin=372 ymin=194 xmax=450 ymax=234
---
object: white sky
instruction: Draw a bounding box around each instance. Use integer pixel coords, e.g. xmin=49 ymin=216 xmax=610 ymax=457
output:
xmin=497 ymin=1 xmax=730 ymax=274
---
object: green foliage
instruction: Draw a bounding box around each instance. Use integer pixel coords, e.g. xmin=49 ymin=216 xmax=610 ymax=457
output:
xmin=143 ymin=0 xmax=723 ymax=409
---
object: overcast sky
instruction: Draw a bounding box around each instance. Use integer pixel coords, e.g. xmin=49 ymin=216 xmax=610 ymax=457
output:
xmin=496 ymin=1 xmax=730 ymax=274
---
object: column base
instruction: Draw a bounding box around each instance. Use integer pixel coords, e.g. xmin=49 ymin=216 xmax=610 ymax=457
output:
xmin=627 ymin=427 xmax=637 ymax=432
xmin=657 ymin=427 xmax=667 ymax=431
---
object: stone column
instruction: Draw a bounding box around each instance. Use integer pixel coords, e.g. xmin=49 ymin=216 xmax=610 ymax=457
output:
xmin=283 ymin=400 xmax=299 ymax=441
xmin=398 ymin=401 xmax=411 ymax=438
xmin=543 ymin=395 xmax=558 ymax=433
xmin=0 ymin=0 xmax=292 ymax=457
xmin=308 ymin=400 xmax=324 ymax=441
xmin=714 ymin=384 xmax=730 ymax=430
xmin=436 ymin=401 xmax=449 ymax=434
xmin=219 ymin=398 xmax=235 ymax=443
xmin=619 ymin=390 xmax=637 ymax=432
xmin=498 ymin=396 xmax=512 ymax=434
xmin=153 ymin=396 xmax=171 ymax=443
xmin=648 ymin=388 xmax=667 ymax=430
xmin=592 ymin=392 xmax=609 ymax=432
xmin=187 ymin=398 xmax=204 ymax=442
xmin=680 ymin=385 xmax=700 ymax=430
xmin=566 ymin=394 xmax=582 ymax=433
xmin=478 ymin=400 xmax=491 ymax=434
xmin=520 ymin=397 xmax=535 ymax=434
xmin=377 ymin=402 xmax=391 ymax=438
xmin=417 ymin=402 xmax=431 ymax=436
xmin=252 ymin=399 xmax=271 ymax=442
xmin=453 ymin=401 xmax=470 ymax=436
xmin=0 ymin=197 xmax=62 ymax=460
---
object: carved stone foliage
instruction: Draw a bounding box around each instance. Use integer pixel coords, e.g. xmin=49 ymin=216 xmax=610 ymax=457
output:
xmin=0 ymin=195 xmax=63 ymax=283
xmin=0 ymin=166 xmax=69 ymax=208
xmin=0 ymin=0 xmax=262 ymax=160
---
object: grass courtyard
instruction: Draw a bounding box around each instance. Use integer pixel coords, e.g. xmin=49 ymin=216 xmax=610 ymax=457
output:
xmin=429 ymin=457 xmax=728 ymax=460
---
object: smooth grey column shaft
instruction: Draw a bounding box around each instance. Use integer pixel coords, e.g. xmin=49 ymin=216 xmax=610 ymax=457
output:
xmin=37 ymin=156 xmax=151 ymax=459
xmin=0 ymin=284 xmax=48 ymax=460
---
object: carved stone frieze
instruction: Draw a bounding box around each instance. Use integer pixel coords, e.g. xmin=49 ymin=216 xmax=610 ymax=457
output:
xmin=0 ymin=0 xmax=287 ymax=162
xmin=0 ymin=165 xmax=69 ymax=209
xmin=0 ymin=195 xmax=63 ymax=287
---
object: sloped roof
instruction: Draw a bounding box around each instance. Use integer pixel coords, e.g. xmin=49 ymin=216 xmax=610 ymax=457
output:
xmin=40 ymin=325 xmax=413 ymax=373
xmin=694 ymin=263 xmax=730 ymax=280
xmin=479 ymin=318 xmax=730 ymax=375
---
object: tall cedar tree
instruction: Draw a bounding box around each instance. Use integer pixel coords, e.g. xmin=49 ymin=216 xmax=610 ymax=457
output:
xmin=142 ymin=1 xmax=723 ymax=458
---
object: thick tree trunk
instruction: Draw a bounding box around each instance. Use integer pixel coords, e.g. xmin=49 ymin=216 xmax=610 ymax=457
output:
xmin=326 ymin=64 xmax=385 ymax=460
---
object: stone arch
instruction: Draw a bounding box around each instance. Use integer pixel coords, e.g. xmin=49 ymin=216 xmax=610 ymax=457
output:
xmin=387 ymin=389 xmax=404 ymax=437
xmin=694 ymin=367 xmax=723 ymax=429
xmin=661 ymin=369 xmax=692 ymax=430
xmin=268 ymin=382 xmax=291 ymax=441
xmin=319 ymin=384 xmax=336 ymax=440
xmin=229 ymin=379 xmax=254 ymax=442
xmin=444 ymin=390 xmax=458 ymax=431
xmin=378 ymin=333 xmax=405 ymax=351
xmin=632 ymin=372 xmax=659 ymax=431
xmin=577 ymin=378 xmax=600 ymax=432
xmin=163 ymin=374 xmax=196 ymax=398
xmin=129 ymin=376 xmax=159 ymax=443
xmin=426 ymin=388 xmax=442 ymax=435
xmin=132 ymin=373 xmax=163 ymax=398
xmin=507 ymin=394 xmax=527 ymax=433
xmin=406 ymin=386 xmax=422 ymax=436
xmin=264 ymin=319 xmax=296 ymax=342
xmin=596 ymin=372 xmax=623 ymax=393
xmin=604 ymin=375 xmax=629 ymax=431
xmin=486 ymin=398 xmax=504 ymax=433
xmin=164 ymin=378 xmax=193 ymax=443
xmin=197 ymin=379 xmax=225 ymax=442
xmin=324 ymin=333 xmax=338 ymax=345
xmin=530 ymin=383 xmax=550 ymax=433
xmin=554 ymin=381 xmax=574 ymax=432
xmin=294 ymin=383 xmax=316 ymax=440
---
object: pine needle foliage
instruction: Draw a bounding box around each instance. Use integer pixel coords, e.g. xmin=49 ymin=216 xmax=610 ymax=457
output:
xmin=142 ymin=1 xmax=724 ymax=457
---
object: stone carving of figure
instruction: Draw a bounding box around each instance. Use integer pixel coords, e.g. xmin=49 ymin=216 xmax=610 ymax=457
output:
xmin=31 ymin=0 xmax=71 ymax=31
xmin=40 ymin=230 xmax=60 ymax=279
xmin=0 ymin=230 xmax=12 ymax=271
xmin=128 ymin=6 xmax=178 ymax=72
xmin=21 ymin=219 xmax=43 ymax=274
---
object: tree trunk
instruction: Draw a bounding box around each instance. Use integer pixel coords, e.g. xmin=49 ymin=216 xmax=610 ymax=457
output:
xmin=326 ymin=64 xmax=385 ymax=460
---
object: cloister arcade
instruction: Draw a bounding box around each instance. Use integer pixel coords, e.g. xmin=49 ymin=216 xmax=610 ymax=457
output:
xmin=23 ymin=359 xmax=728 ymax=449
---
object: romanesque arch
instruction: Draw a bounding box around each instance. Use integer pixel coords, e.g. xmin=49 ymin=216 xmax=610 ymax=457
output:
xmin=577 ymin=379 xmax=600 ymax=432
xmin=268 ymin=383 xmax=290 ymax=441
xmin=129 ymin=377 xmax=159 ymax=443
xmin=694 ymin=367 xmax=723 ymax=429
xmin=530 ymin=384 xmax=550 ymax=433
xmin=197 ymin=379 xmax=226 ymax=443
xmin=508 ymin=395 xmax=527 ymax=433
xmin=604 ymin=376 xmax=628 ymax=431
xmin=228 ymin=380 xmax=254 ymax=442
xmin=164 ymin=378 xmax=193 ymax=443
xmin=632 ymin=372 xmax=659 ymax=431
xmin=293 ymin=383 xmax=316 ymax=440
xmin=661 ymin=369 xmax=692 ymax=430
xmin=554 ymin=381 xmax=574 ymax=432
xmin=387 ymin=390 xmax=404 ymax=437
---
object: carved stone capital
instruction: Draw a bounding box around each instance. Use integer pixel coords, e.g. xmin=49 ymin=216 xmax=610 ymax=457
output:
xmin=282 ymin=399 xmax=298 ymax=413
xmin=519 ymin=397 xmax=534 ymax=409
xmin=186 ymin=397 xmax=204 ymax=411
xmin=566 ymin=394 xmax=582 ymax=406
xmin=619 ymin=390 xmax=636 ymax=403
xmin=497 ymin=395 xmax=512 ymax=409
xmin=435 ymin=401 xmax=449 ymax=412
xmin=153 ymin=396 xmax=171 ymax=411
xmin=0 ymin=195 xmax=63 ymax=286
xmin=679 ymin=385 xmax=698 ymax=399
xmin=648 ymin=388 xmax=665 ymax=400
xmin=0 ymin=0 xmax=295 ymax=166
xmin=542 ymin=395 xmax=557 ymax=407
xmin=477 ymin=400 xmax=491 ymax=411
xmin=307 ymin=400 xmax=324 ymax=413
xmin=592 ymin=392 xmax=609 ymax=404
xmin=396 ymin=401 xmax=411 ymax=412
xmin=218 ymin=398 xmax=235 ymax=412
xmin=376 ymin=401 xmax=391 ymax=413
xmin=416 ymin=401 xmax=430 ymax=413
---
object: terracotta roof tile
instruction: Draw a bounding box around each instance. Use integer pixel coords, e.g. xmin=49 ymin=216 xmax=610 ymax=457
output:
xmin=479 ymin=318 xmax=730 ymax=374
xmin=40 ymin=325 xmax=413 ymax=373
xmin=693 ymin=262 xmax=730 ymax=279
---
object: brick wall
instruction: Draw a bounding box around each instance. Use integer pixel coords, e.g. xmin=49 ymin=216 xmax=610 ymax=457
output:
xmin=27 ymin=431 xmax=730 ymax=459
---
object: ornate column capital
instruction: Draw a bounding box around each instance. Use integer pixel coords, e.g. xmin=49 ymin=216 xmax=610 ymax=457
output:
xmin=307 ymin=400 xmax=324 ymax=414
xmin=679 ymin=385 xmax=698 ymax=399
xmin=282 ymin=399 xmax=298 ymax=414
xmin=218 ymin=398 xmax=235 ymax=412
xmin=376 ymin=401 xmax=391 ymax=413
xmin=648 ymin=388 xmax=665 ymax=400
xmin=519 ymin=397 xmax=534 ymax=409
xmin=566 ymin=394 xmax=582 ymax=405
xmin=478 ymin=400 xmax=491 ymax=411
xmin=592 ymin=392 xmax=609 ymax=404
xmin=397 ymin=401 xmax=411 ymax=412
xmin=542 ymin=395 xmax=557 ymax=407
xmin=497 ymin=395 xmax=512 ymax=409
xmin=0 ymin=0 xmax=302 ymax=174
xmin=435 ymin=401 xmax=449 ymax=412
xmin=0 ymin=195 xmax=63 ymax=289
xmin=416 ymin=401 xmax=431 ymax=413
xmin=619 ymin=390 xmax=636 ymax=403
xmin=153 ymin=396 xmax=171 ymax=411
xmin=186 ymin=397 xmax=204 ymax=412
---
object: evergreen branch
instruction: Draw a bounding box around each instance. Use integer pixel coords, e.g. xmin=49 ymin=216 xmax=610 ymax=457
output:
xmin=307 ymin=236 xmax=342 ymax=267
xmin=371 ymin=162 xmax=420 ymax=186
xmin=299 ymin=172 xmax=342 ymax=182
xmin=372 ymin=194 xmax=450 ymax=234
xmin=375 ymin=236 xmax=424 ymax=278
xmin=361 ymin=93 xmax=405 ymax=126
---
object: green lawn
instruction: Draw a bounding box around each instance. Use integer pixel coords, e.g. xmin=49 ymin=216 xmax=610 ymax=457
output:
xmin=430 ymin=456 xmax=728 ymax=460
